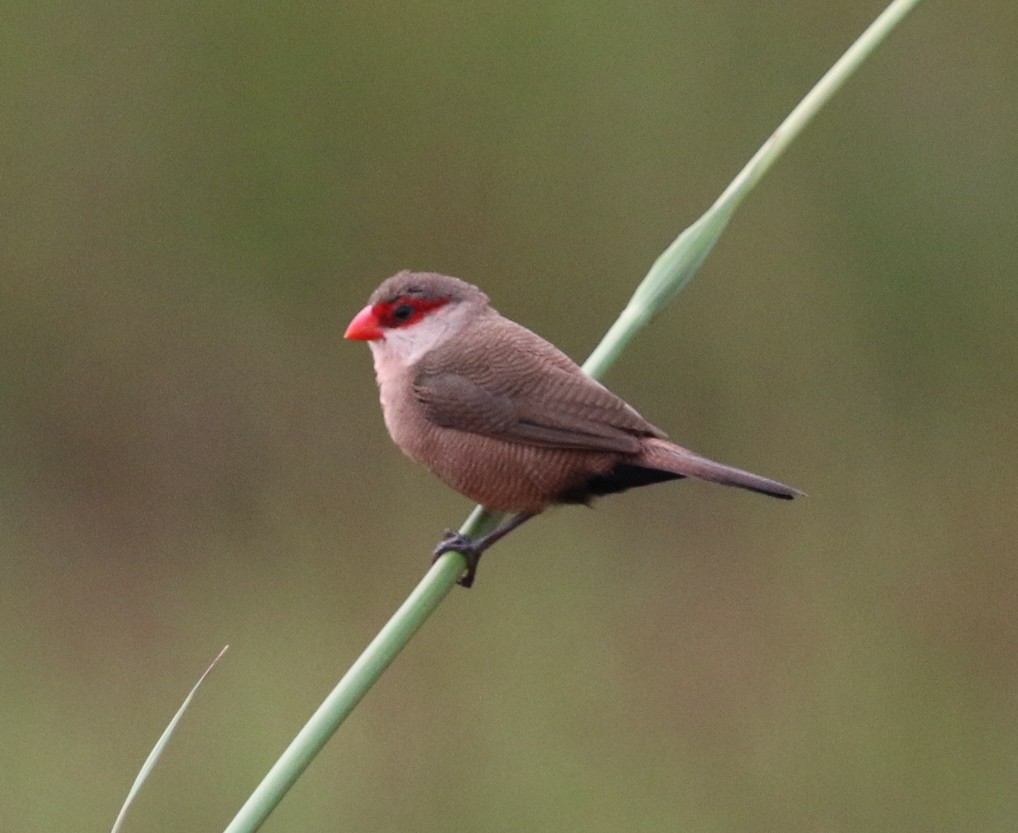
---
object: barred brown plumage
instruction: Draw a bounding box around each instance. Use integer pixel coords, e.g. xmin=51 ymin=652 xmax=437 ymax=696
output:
xmin=346 ymin=271 xmax=799 ymax=586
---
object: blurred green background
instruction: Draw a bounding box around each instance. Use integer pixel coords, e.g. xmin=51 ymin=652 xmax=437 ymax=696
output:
xmin=3 ymin=1 xmax=1017 ymax=830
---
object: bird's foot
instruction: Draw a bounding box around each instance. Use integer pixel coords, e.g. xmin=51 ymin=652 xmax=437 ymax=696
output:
xmin=432 ymin=531 xmax=483 ymax=588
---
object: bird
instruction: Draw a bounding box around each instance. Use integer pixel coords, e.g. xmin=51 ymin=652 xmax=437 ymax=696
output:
xmin=345 ymin=271 xmax=799 ymax=587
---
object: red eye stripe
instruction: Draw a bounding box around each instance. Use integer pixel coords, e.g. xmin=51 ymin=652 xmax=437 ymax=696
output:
xmin=373 ymin=296 xmax=449 ymax=329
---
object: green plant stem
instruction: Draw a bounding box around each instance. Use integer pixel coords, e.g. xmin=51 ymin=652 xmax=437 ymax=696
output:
xmin=582 ymin=0 xmax=923 ymax=379
xmin=222 ymin=556 xmax=462 ymax=833
xmin=223 ymin=1 xmax=923 ymax=829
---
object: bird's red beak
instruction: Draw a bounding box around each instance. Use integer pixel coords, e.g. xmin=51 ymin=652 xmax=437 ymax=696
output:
xmin=344 ymin=305 xmax=384 ymax=341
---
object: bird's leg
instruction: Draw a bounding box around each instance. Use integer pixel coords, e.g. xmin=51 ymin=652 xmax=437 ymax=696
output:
xmin=432 ymin=512 xmax=536 ymax=588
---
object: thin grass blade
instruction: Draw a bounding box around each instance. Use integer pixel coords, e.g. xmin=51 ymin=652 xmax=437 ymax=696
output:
xmin=110 ymin=645 xmax=229 ymax=833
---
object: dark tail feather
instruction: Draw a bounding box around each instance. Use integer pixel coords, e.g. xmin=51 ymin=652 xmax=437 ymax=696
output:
xmin=641 ymin=439 xmax=802 ymax=500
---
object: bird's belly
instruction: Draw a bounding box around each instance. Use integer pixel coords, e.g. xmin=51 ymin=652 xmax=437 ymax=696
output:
xmin=405 ymin=426 xmax=615 ymax=514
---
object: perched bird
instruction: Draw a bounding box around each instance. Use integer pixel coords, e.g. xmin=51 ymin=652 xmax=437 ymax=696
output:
xmin=345 ymin=271 xmax=799 ymax=586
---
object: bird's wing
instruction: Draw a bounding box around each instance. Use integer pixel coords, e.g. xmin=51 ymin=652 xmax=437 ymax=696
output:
xmin=412 ymin=317 xmax=665 ymax=453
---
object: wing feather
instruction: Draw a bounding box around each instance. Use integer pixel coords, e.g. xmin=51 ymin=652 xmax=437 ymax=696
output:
xmin=412 ymin=315 xmax=665 ymax=453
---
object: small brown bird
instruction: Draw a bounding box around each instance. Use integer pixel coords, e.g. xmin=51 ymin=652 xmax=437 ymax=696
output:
xmin=346 ymin=271 xmax=799 ymax=586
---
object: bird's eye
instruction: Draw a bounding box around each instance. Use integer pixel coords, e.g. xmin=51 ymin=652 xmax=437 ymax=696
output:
xmin=392 ymin=303 xmax=414 ymax=322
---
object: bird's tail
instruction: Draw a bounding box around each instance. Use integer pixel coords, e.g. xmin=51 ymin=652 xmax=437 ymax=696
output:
xmin=640 ymin=438 xmax=801 ymax=500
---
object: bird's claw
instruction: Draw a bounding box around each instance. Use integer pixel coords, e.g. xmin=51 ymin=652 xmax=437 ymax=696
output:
xmin=432 ymin=532 xmax=482 ymax=588
xmin=433 ymin=532 xmax=479 ymax=557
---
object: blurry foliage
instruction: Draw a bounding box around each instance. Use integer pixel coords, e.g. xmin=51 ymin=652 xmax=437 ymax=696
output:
xmin=2 ymin=1 xmax=1017 ymax=831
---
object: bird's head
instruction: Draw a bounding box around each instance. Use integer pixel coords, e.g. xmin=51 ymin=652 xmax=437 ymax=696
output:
xmin=345 ymin=271 xmax=489 ymax=363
